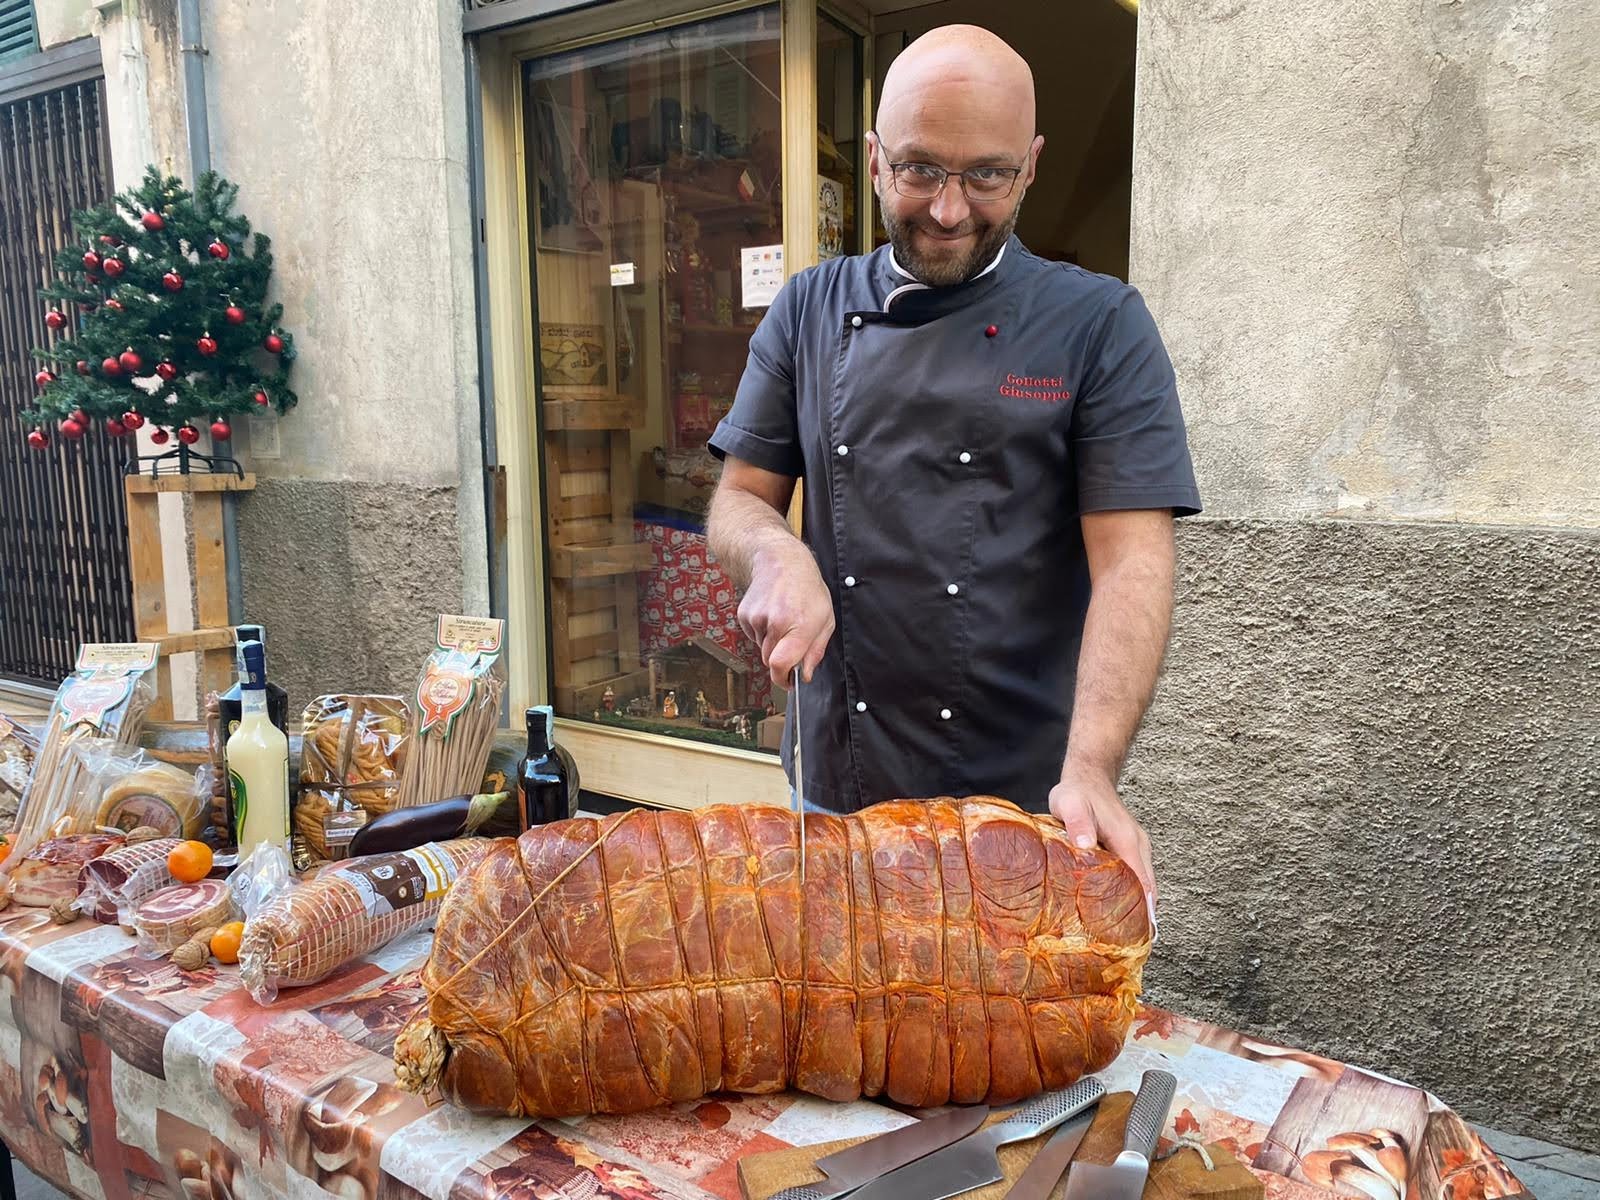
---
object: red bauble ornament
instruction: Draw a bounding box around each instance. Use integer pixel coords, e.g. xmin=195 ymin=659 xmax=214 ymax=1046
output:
xmin=71 ymin=409 xmax=89 ymax=426
xmin=59 ymin=418 xmax=85 ymax=440
xmin=263 ymin=333 xmax=284 ymax=354
xmin=225 ymin=305 xmax=247 ymax=325
xmin=118 ymin=349 xmax=143 ymax=373
xmin=207 ymin=240 xmax=230 ymax=260
xmin=75 ymin=360 xmax=90 ymax=376
xmin=141 ymin=211 xmax=165 ymax=232
xmin=253 ymin=390 xmax=269 ymax=406
xmin=197 ymin=334 xmax=219 ymax=356
xmin=177 ymin=425 xmax=201 ymax=445
xmin=156 ymin=361 xmax=178 ymax=381
xmin=33 ymin=369 xmax=55 ymax=388
xmin=101 ymin=356 xmax=122 ymax=377
xmin=150 ymin=428 xmax=171 ymax=446
xmin=26 ymin=429 xmax=49 ymax=450
xmin=106 ymin=418 xmax=128 ymax=437
xmin=122 ymin=411 xmax=145 ymax=431
xmin=103 ymin=257 xmax=126 ymax=278
xmin=81 ymin=248 xmax=101 ymax=271
xmin=209 ymin=419 xmax=232 ymax=441
xmin=105 ymin=299 xmax=124 ymax=311
xmin=44 ymin=308 xmax=66 ymax=330
xmin=161 ymin=269 xmax=183 ymax=292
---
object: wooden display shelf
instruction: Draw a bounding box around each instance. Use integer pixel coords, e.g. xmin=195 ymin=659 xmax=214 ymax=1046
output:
xmin=548 ymin=541 xmax=654 ymax=580
xmin=542 ymin=396 xmax=644 ymax=431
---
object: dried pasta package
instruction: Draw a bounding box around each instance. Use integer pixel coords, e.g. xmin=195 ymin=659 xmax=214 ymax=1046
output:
xmin=0 ymin=712 xmax=39 ymax=826
xmin=392 ymin=618 xmax=506 ymax=810
xmin=6 ymin=645 xmax=160 ymax=870
xmin=293 ymin=695 xmax=409 ymax=869
xmin=238 ymin=839 xmax=491 ymax=1004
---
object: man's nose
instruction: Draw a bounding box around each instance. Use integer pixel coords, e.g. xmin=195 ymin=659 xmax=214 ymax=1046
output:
xmin=928 ymin=175 xmax=971 ymax=229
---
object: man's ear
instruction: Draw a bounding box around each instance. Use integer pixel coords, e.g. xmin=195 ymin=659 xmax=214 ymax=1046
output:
xmin=866 ymin=130 xmax=884 ymax=197
xmin=1025 ymin=134 xmax=1044 ymax=187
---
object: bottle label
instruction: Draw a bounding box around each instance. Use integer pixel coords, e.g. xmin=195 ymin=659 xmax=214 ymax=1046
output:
xmin=342 ymin=845 xmax=458 ymax=918
xmin=229 ymin=769 xmax=247 ymax=840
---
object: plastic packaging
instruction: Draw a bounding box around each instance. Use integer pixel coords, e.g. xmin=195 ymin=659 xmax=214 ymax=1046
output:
xmin=237 ymin=839 xmax=491 ymax=1005
xmin=131 ymin=879 xmax=236 ymax=957
xmin=228 ymin=839 xmax=297 ymax=922
xmin=75 ymin=838 xmax=183 ymax=925
xmin=392 ymin=617 xmax=506 ymax=809
xmin=7 ymin=644 xmax=159 ymax=870
xmin=293 ymin=695 xmax=409 ymax=869
xmin=0 ymin=711 xmax=39 ymax=824
xmin=76 ymin=745 xmax=206 ymax=841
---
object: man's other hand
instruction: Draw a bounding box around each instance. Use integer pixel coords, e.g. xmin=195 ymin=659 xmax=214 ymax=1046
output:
xmin=1048 ymin=762 xmax=1158 ymax=922
xmin=738 ymin=543 xmax=836 ymax=687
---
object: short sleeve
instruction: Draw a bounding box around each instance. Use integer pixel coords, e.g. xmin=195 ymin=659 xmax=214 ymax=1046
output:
xmin=1071 ymin=285 xmax=1202 ymax=516
xmin=707 ymin=277 xmax=805 ymax=478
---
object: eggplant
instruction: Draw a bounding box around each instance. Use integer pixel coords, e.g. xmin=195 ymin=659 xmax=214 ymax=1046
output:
xmin=347 ymin=791 xmax=518 ymax=858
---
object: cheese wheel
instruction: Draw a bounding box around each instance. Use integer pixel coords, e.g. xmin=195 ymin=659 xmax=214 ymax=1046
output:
xmin=132 ymin=879 xmax=234 ymax=952
xmin=96 ymin=763 xmax=203 ymax=840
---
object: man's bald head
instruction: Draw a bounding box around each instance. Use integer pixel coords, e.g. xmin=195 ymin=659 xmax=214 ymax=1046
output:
xmin=876 ymin=25 xmax=1036 ymax=157
xmin=868 ymin=25 xmax=1041 ymax=286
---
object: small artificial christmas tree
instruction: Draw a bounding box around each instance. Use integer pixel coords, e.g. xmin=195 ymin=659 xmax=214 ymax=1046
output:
xmin=26 ymin=165 xmax=298 ymax=459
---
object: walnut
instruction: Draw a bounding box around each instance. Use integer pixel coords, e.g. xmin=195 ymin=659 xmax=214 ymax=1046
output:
xmin=172 ymin=938 xmax=211 ymax=972
xmin=49 ymin=898 xmax=79 ymax=925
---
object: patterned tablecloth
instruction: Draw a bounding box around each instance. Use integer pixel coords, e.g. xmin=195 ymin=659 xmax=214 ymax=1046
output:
xmin=0 ymin=901 xmax=1528 ymax=1200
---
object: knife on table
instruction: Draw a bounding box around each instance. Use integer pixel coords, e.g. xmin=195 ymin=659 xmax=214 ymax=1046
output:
xmin=1002 ymin=1102 xmax=1099 ymax=1200
xmin=845 ymin=1077 xmax=1107 ymax=1200
xmin=767 ymin=1105 xmax=993 ymax=1200
xmin=1061 ymin=1069 xmax=1177 ymax=1200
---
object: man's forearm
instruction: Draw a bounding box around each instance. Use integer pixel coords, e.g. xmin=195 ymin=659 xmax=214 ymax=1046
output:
xmin=1063 ymin=548 xmax=1175 ymax=780
xmin=707 ymin=484 xmax=803 ymax=591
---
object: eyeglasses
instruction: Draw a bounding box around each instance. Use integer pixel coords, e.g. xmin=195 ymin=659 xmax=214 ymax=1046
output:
xmin=885 ymin=160 xmax=1025 ymax=203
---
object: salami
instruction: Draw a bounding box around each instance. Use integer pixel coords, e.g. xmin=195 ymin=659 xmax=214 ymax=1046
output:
xmin=239 ymin=839 xmax=490 ymax=1004
xmin=78 ymin=839 xmax=182 ymax=924
xmin=9 ymin=833 xmax=126 ymax=908
xmin=132 ymin=879 xmax=235 ymax=952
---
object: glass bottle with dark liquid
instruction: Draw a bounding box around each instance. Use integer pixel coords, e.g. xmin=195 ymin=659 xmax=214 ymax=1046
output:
xmin=519 ymin=705 xmax=569 ymax=829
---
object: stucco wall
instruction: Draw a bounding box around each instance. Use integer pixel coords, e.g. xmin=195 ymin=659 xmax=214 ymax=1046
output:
xmin=1132 ymin=0 xmax=1600 ymax=1145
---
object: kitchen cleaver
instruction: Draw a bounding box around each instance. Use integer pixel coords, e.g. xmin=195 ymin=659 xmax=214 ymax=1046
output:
xmin=1061 ymin=1069 xmax=1177 ymax=1200
xmin=767 ymin=1104 xmax=993 ymax=1200
xmin=845 ymin=1077 xmax=1107 ymax=1200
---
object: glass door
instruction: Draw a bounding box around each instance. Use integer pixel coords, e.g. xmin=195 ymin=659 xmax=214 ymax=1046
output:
xmin=523 ymin=8 xmax=789 ymax=754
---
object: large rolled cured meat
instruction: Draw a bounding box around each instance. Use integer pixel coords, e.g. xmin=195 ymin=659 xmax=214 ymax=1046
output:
xmin=395 ymin=797 xmax=1152 ymax=1118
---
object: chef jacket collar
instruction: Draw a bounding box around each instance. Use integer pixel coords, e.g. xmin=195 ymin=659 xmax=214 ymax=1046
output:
xmin=873 ymin=235 xmax=1020 ymax=320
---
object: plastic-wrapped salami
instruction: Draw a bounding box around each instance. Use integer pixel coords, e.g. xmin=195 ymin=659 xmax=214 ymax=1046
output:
xmin=239 ymin=839 xmax=490 ymax=1004
xmin=7 ymin=832 xmax=126 ymax=908
xmin=132 ymin=879 xmax=236 ymax=955
xmin=76 ymin=839 xmax=182 ymax=925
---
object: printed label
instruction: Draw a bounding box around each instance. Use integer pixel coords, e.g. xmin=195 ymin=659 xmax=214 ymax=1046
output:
xmin=76 ymin=643 xmax=159 ymax=671
xmin=436 ymin=615 xmax=504 ymax=654
xmin=416 ymin=660 xmax=476 ymax=737
xmin=341 ymin=845 xmax=457 ymax=919
xmin=322 ymin=810 xmax=368 ymax=855
xmin=58 ymin=676 xmax=134 ymax=729
xmin=229 ymin=770 xmax=247 ymax=841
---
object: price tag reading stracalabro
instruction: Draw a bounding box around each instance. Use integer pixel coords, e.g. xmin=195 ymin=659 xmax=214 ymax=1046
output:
xmin=435 ymin=615 xmax=503 ymax=655
xmin=75 ymin=643 xmax=159 ymax=672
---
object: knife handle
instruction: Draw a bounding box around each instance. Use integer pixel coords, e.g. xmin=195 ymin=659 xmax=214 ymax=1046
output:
xmin=1122 ymin=1069 xmax=1178 ymax=1162
xmin=768 ymin=1185 xmax=839 ymax=1200
xmin=995 ymin=1076 xmax=1106 ymax=1142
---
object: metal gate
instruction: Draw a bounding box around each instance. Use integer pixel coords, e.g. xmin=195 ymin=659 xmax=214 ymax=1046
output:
xmin=0 ymin=60 xmax=135 ymax=687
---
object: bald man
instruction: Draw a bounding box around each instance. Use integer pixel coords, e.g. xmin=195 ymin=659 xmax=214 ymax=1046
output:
xmin=706 ymin=25 xmax=1199 ymax=908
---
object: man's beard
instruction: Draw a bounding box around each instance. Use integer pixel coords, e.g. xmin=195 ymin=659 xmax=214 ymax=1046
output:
xmin=881 ymin=192 xmax=1023 ymax=287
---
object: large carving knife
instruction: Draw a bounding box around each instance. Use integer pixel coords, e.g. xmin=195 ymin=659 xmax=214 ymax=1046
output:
xmin=1061 ymin=1069 xmax=1177 ymax=1200
xmin=792 ymin=669 xmax=806 ymax=883
xmin=767 ymin=1105 xmax=993 ymax=1200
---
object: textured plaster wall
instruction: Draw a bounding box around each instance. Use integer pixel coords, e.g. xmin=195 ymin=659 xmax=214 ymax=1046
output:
xmin=91 ymin=0 xmax=490 ymax=692
xmin=1132 ymin=520 xmax=1599 ymax=1143
xmin=1129 ymin=0 xmax=1600 ymax=1146
xmin=1133 ymin=0 xmax=1600 ymax=525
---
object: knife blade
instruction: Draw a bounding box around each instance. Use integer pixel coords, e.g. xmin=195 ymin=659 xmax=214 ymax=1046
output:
xmin=766 ymin=1105 xmax=992 ymax=1200
xmin=1003 ymin=1104 xmax=1097 ymax=1200
xmin=1061 ymin=1069 xmax=1176 ymax=1200
xmin=792 ymin=670 xmax=806 ymax=883
xmin=845 ymin=1077 xmax=1107 ymax=1200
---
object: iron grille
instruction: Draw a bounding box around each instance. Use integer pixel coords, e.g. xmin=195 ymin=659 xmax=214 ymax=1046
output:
xmin=0 ymin=74 xmax=136 ymax=687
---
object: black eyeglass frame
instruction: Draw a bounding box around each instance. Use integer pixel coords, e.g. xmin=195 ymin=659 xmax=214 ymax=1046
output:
xmin=872 ymin=133 xmax=1030 ymax=203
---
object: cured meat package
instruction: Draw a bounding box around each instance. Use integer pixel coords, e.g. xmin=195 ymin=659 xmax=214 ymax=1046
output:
xmin=395 ymin=798 xmax=1152 ymax=1118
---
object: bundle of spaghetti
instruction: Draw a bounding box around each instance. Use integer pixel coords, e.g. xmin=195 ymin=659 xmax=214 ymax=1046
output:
xmin=392 ymin=623 xmax=506 ymax=810
xmin=6 ymin=651 xmax=158 ymax=871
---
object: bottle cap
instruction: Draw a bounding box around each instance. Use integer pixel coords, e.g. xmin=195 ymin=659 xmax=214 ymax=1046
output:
xmin=240 ymin=640 xmax=266 ymax=690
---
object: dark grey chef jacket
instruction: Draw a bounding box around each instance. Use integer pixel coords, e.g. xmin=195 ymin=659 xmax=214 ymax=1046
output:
xmin=708 ymin=234 xmax=1201 ymax=813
